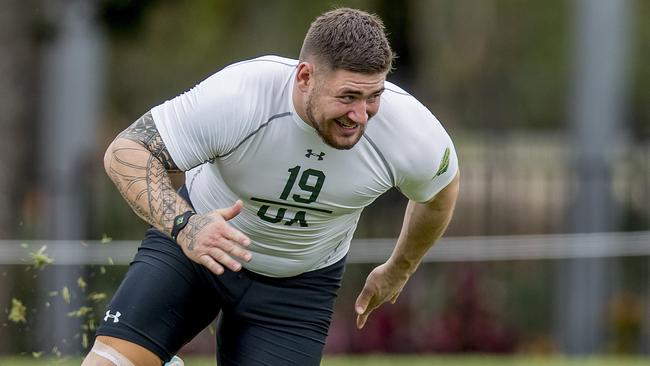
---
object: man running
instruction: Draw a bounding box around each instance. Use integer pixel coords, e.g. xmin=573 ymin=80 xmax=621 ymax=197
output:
xmin=83 ymin=7 xmax=459 ymax=366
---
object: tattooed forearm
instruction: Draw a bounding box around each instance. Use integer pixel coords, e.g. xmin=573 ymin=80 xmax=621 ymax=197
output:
xmin=108 ymin=146 xmax=188 ymax=233
xmin=180 ymin=215 xmax=215 ymax=251
xmin=105 ymin=110 xmax=192 ymax=235
xmin=117 ymin=111 xmax=180 ymax=172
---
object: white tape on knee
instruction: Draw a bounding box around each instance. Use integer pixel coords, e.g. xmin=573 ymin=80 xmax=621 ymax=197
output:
xmin=90 ymin=340 xmax=135 ymax=366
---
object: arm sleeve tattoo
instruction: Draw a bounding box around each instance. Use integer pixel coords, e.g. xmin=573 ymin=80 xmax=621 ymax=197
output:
xmin=117 ymin=111 xmax=180 ymax=172
xmin=106 ymin=111 xmax=192 ymax=235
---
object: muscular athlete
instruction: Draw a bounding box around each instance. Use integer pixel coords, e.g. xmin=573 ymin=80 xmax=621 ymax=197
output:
xmin=83 ymin=8 xmax=459 ymax=366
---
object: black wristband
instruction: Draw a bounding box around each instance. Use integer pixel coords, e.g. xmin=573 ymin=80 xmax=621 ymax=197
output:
xmin=171 ymin=211 xmax=196 ymax=241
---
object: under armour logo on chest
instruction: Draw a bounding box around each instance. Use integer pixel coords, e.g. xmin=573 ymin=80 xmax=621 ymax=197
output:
xmin=305 ymin=149 xmax=326 ymax=160
xmin=104 ymin=310 xmax=121 ymax=323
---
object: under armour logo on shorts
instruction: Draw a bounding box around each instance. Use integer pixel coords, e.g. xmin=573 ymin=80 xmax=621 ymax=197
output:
xmin=104 ymin=310 xmax=121 ymax=323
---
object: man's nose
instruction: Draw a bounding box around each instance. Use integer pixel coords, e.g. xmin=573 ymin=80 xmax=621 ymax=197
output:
xmin=347 ymin=101 xmax=369 ymax=124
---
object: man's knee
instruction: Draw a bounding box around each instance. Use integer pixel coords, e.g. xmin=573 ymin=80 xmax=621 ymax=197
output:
xmin=81 ymin=336 xmax=161 ymax=366
xmin=82 ymin=339 xmax=134 ymax=366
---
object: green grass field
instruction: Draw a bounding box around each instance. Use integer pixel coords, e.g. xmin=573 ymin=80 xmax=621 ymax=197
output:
xmin=2 ymin=355 xmax=650 ymax=366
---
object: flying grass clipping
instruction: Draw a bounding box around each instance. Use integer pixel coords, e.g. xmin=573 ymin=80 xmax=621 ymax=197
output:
xmin=9 ymin=239 xmax=114 ymax=355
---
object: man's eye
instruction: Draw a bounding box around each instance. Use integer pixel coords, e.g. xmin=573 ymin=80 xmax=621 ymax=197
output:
xmin=340 ymin=96 xmax=355 ymax=102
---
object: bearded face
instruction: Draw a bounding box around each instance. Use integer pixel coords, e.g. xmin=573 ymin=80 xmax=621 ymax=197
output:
xmin=300 ymin=67 xmax=386 ymax=150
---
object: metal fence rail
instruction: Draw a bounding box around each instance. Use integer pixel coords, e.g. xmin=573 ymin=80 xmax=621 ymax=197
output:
xmin=2 ymin=231 xmax=649 ymax=265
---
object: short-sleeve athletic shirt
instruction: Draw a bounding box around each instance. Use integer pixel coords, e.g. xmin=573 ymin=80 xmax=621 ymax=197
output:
xmin=152 ymin=55 xmax=458 ymax=277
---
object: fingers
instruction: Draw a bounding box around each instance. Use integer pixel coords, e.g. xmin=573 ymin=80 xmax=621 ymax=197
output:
xmin=187 ymin=200 xmax=254 ymax=276
xmin=219 ymin=200 xmax=244 ymax=221
xmin=354 ymin=284 xmax=401 ymax=329
xmin=222 ymin=225 xmax=251 ymax=247
xmin=356 ymin=311 xmax=372 ymax=329
xmin=355 ymin=288 xmax=374 ymax=329
xmin=207 ymin=248 xmax=242 ymax=272
xmin=355 ymin=288 xmax=371 ymax=316
xmin=199 ymin=244 xmax=246 ymax=275
xmin=210 ymin=230 xmax=251 ymax=262
xmin=356 ymin=304 xmax=377 ymax=329
xmin=215 ymin=201 xmax=251 ymax=247
xmin=223 ymin=239 xmax=252 ymax=262
xmin=199 ymin=255 xmax=225 ymax=275
xmin=213 ymin=237 xmax=251 ymax=262
xmin=200 ymin=236 xmax=252 ymax=273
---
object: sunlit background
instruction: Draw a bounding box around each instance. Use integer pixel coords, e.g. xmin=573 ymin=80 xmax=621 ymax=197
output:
xmin=1 ymin=0 xmax=650 ymax=363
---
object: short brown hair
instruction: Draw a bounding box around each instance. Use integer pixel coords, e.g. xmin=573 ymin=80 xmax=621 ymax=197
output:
xmin=299 ymin=8 xmax=394 ymax=74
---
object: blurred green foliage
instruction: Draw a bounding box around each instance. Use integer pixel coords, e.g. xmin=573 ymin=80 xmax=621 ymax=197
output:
xmin=633 ymin=0 xmax=650 ymax=138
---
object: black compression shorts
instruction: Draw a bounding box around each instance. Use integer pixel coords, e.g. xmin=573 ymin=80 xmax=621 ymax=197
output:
xmin=95 ymin=187 xmax=345 ymax=365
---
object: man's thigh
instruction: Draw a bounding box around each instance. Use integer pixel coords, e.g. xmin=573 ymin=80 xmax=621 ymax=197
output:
xmin=216 ymin=259 xmax=345 ymax=366
xmin=95 ymin=228 xmax=222 ymax=362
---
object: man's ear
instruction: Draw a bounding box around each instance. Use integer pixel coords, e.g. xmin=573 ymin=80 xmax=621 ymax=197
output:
xmin=295 ymin=62 xmax=314 ymax=92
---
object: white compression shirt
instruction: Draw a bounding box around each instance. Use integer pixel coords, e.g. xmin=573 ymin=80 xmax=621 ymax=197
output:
xmin=152 ymin=55 xmax=458 ymax=277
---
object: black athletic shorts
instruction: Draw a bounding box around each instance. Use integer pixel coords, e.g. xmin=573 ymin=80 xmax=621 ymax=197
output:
xmin=96 ymin=187 xmax=346 ymax=365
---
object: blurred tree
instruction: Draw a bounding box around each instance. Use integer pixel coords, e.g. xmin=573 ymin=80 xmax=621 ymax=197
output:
xmin=35 ymin=0 xmax=108 ymax=354
xmin=0 ymin=0 xmax=41 ymax=354
xmin=99 ymin=0 xmax=155 ymax=36
xmin=410 ymin=0 xmax=569 ymax=132
xmin=632 ymin=0 xmax=650 ymax=139
xmin=0 ymin=1 xmax=40 ymax=237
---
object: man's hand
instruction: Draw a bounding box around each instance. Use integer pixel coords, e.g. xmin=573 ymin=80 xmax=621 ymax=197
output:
xmin=354 ymin=173 xmax=460 ymax=329
xmin=354 ymin=262 xmax=410 ymax=329
xmin=176 ymin=200 xmax=252 ymax=275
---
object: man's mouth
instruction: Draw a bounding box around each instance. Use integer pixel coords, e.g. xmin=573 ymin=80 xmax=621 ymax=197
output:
xmin=334 ymin=118 xmax=357 ymax=129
